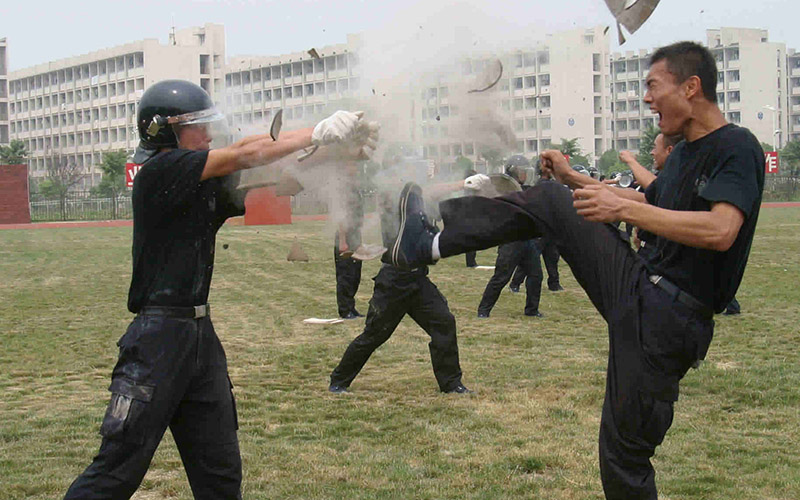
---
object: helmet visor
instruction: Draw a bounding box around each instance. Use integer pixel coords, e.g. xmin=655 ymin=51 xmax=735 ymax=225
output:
xmin=173 ymin=112 xmax=231 ymax=150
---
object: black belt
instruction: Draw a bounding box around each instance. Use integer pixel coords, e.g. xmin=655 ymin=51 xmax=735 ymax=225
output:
xmin=138 ymin=304 xmax=210 ymax=319
xmin=648 ymin=275 xmax=713 ymax=319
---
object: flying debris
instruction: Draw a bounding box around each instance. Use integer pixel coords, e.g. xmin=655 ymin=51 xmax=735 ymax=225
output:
xmin=467 ymin=59 xmax=503 ymax=93
xmin=307 ymin=48 xmax=321 ymax=60
xmin=604 ymin=0 xmax=661 ymax=44
xmin=435 ymin=115 xmax=441 ymax=121
xmin=270 ymin=108 xmax=283 ymax=141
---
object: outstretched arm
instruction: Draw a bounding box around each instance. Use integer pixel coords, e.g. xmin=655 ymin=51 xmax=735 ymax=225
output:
xmin=619 ymin=150 xmax=657 ymax=189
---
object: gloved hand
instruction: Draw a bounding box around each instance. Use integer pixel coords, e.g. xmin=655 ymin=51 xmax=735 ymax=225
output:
xmin=464 ymin=174 xmax=491 ymax=191
xmin=312 ymin=110 xmax=363 ymax=146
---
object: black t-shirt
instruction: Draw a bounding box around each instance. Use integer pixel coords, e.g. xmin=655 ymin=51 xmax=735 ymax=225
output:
xmin=643 ymin=124 xmax=764 ymax=312
xmin=127 ymin=149 xmax=246 ymax=313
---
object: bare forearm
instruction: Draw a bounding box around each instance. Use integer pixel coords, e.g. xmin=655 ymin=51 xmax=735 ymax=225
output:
xmin=203 ymin=130 xmax=312 ymax=179
xmin=625 ymin=159 xmax=657 ymax=189
xmin=426 ymin=181 xmax=468 ymax=200
xmin=619 ymin=200 xmax=739 ymax=251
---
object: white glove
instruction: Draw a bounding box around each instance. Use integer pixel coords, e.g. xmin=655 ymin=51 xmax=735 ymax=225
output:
xmin=312 ymin=110 xmax=363 ymax=146
xmin=464 ymin=174 xmax=491 ymax=191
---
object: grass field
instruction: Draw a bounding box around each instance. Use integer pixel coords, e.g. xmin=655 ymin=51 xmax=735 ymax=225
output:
xmin=1 ymin=208 xmax=799 ymax=500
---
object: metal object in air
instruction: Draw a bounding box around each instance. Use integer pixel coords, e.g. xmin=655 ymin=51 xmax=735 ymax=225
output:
xmin=604 ymin=0 xmax=662 ymax=44
xmin=468 ymin=59 xmax=503 ymax=93
xmin=270 ymin=108 xmax=283 ymax=141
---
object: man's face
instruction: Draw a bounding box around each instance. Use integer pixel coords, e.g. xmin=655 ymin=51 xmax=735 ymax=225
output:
xmin=176 ymin=123 xmax=212 ymax=151
xmin=651 ymin=134 xmax=669 ymax=170
xmin=644 ymin=60 xmax=692 ymax=136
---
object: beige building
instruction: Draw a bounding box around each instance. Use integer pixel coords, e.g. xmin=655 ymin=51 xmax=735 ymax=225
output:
xmin=416 ymin=26 xmax=612 ymax=168
xmin=611 ymin=27 xmax=791 ymax=153
xmin=222 ymin=34 xmax=363 ymax=134
xmin=7 ymin=24 xmax=225 ymax=187
xmin=1 ymin=38 xmax=8 ymax=146
xmin=787 ymin=50 xmax=800 ymax=143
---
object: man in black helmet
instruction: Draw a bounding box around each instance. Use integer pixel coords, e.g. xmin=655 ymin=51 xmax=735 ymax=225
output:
xmin=63 ymin=79 xmax=377 ymax=500
xmin=476 ymin=155 xmax=544 ymax=318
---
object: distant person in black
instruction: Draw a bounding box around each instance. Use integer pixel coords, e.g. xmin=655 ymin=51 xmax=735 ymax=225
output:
xmin=63 ymin=79 xmax=377 ymax=500
xmin=333 ymin=162 xmax=365 ymax=319
xmin=387 ymin=42 xmax=764 ymax=499
xmin=463 ymin=168 xmax=480 ymax=268
xmin=328 ymin=171 xmax=490 ymax=395
xmin=510 ymin=163 xmax=563 ymax=293
xmin=477 ymin=157 xmax=544 ymax=318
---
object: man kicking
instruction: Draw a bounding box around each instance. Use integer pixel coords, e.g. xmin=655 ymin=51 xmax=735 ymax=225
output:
xmin=386 ymin=42 xmax=764 ymax=499
xmin=328 ymin=170 xmax=490 ymax=395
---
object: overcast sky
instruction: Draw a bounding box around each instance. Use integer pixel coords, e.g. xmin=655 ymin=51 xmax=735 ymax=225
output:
xmin=3 ymin=0 xmax=799 ymax=71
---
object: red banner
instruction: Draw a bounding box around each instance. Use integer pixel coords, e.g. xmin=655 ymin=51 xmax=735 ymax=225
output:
xmin=125 ymin=163 xmax=141 ymax=188
xmin=765 ymin=151 xmax=779 ymax=174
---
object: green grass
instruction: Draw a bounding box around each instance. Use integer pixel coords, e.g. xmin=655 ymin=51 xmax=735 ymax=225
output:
xmin=1 ymin=208 xmax=799 ymax=500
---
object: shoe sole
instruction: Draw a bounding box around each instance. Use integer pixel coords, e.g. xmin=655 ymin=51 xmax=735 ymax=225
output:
xmin=391 ymin=183 xmax=419 ymax=266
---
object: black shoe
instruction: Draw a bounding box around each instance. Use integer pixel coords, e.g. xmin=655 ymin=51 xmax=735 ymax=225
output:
xmin=328 ymin=384 xmax=349 ymax=394
xmin=477 ymin=311 xmax=490 ymax=318
xmin=443 ymin=384 xmax=473 ymax=394
xmin=524 ymin=311 xmax=544 ymax=318
xmin=390 ymin=183 xmax=435 ymax=269
xmin=509 ymin=286 xmax=520 ymax=293
xmin=351 ymin=310 xmax=364 ymax=318
xmin=341 ymin=311 xmax=362 ymax=320
xmin=548 ymin=284 xmax=564 ymax=292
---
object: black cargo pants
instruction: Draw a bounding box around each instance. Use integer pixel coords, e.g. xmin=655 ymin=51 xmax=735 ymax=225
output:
xmin=334 ymin=231 xmax=363 ymax=317
xmin=511 ymin=237 xmax=561 ymax=291
xmin=437 ymin=180 xmax=714 ymax=499
xmin=478 ymin=239 xmax=543 ymax=316
xmin=330 ymin=265 xmax=464 ymax=392
xmin=64 ymin=313 xmax=241 ymax=500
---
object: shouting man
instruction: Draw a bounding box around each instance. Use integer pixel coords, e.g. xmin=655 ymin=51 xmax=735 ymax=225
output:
xmin=386 ymin=42 xmax=764 ymax=499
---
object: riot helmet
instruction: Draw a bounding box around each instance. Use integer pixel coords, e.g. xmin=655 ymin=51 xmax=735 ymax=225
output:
xmin=134 ymin=80 xmax=225 ymax=161
xmin=504 ymin=154 xmax=531 ymax=184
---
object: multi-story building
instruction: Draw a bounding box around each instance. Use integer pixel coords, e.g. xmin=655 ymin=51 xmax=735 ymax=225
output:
xmin=222 ymin=34 xmax=363 ymax=135
xmin=416 ymin=26 xmax=612 ymax=168
xmin=787 ymin=50 xmax=800 ymax=143
xmin=1 ymin=38 xmax=9 ymax=146
xmin=611 ymin=27 xmax=791 ymax=153
xmin=7 ymin=24 xmax=225 ymax=187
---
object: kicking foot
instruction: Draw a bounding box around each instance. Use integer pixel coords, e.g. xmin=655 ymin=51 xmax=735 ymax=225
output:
xmin=390 ymin=182 xmax=435 ymax=269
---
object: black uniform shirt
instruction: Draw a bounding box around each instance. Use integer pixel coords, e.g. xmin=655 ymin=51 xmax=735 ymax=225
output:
xmin=643 ymin=124 xmax=764 ymax=312
xmin=127 ymin=149 xmax=245 ymax=313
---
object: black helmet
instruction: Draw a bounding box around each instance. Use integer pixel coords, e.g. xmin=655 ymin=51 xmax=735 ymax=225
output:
xmin=136 ymin=79 xmax=221 ymax=149
xmin=504 ymin=154 xmax=530 ymax=183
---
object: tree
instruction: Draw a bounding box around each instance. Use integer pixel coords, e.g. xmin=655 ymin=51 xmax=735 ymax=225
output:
xmin=636 ymin=123 xmax=659 ymax=168
xmin=479 ymin=149 xmax=504 ymax=170
xmin=760 ymin=141 xmax=775 ymax=153
xmin=91 ymin=150 xmax=129 ymax=219
xmin=454 ymin=155 xmax=475 ymax=175
xmin=40 ymin=157 xmax=85 ymax=221
xmin=555 ymin=138 xmax=582 ymax=158
xmin=598 ymin=149 xmax=627 ymax=175
xmin=0 ymin=139 xmax=29 ymax=164
xmin=780 ymin=140 xmax=800 ymax=171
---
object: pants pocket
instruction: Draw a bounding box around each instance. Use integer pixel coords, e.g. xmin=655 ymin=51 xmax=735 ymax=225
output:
xmin=99 ymin=377 xmax=155 ymax=444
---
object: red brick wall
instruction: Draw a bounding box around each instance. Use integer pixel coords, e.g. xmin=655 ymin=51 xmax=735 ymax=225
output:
xmin=0 ymin=164 xmax=31 ymax=224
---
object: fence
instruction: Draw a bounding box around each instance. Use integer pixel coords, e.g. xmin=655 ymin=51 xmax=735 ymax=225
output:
xmin=30 ymin=191 xmax=132 ymax=222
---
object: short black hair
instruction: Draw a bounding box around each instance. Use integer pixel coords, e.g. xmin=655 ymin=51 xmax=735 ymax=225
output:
xmin=650 ymin=41 xmax=718 ymax=103
xmin=662 ymin=133 xmax=683 ymax=148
